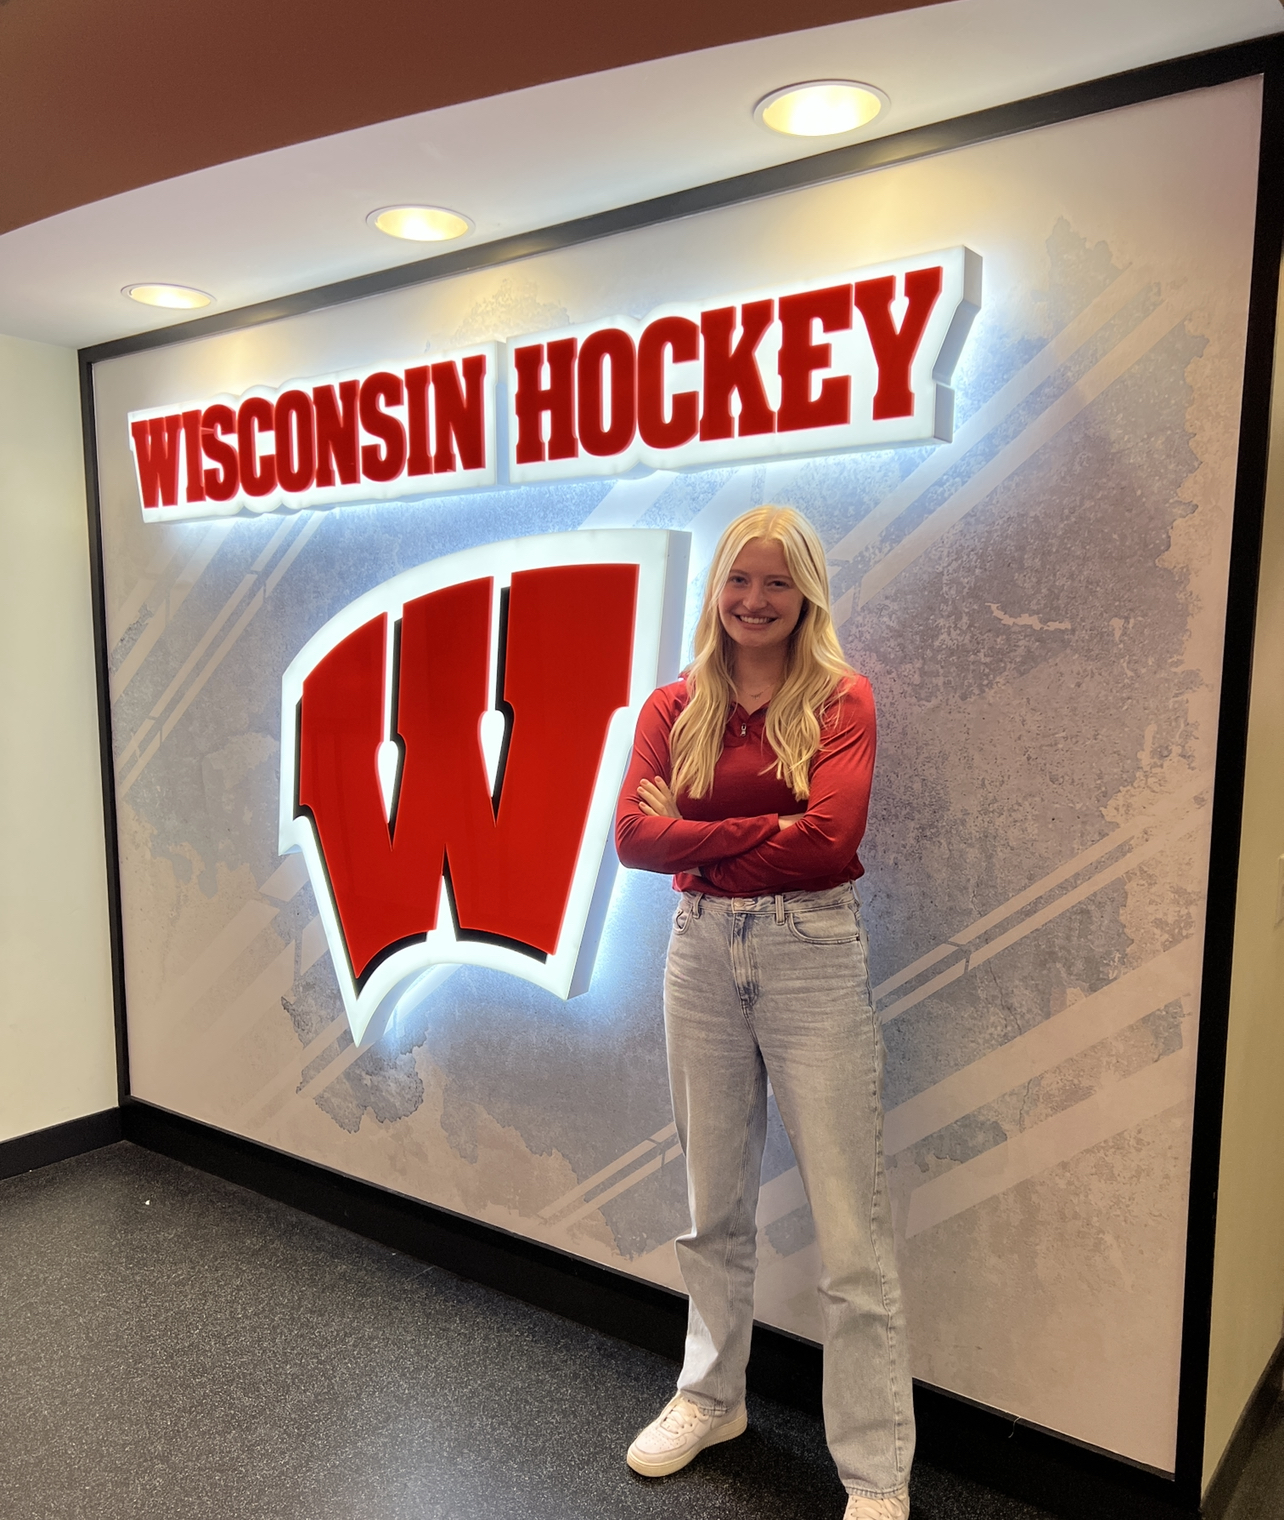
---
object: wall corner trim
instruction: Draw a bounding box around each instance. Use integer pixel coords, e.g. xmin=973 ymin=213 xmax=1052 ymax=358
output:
xmin=1202 ymin=1336 xmax=1284 ymax=1519
xmin=0 ymin=1108 xmax=122 ymax=1183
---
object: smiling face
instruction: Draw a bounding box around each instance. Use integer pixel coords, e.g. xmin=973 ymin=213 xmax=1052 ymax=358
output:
xmin=717 ymin=537 xmax=806 ymax=657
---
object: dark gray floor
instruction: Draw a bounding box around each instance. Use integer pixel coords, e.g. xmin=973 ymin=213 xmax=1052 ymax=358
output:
xmin=1222 ymin=1394 xmax=1284 ymax=1520
xmin=0 ymin=1143 xmax=1267 ymax=1520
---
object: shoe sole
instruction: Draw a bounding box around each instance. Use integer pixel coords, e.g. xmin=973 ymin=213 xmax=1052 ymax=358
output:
xmin=626 ymin=1407 xmax=749 ymax=1478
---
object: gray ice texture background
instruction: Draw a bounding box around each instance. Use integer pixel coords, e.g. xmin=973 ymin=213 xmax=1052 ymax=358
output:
xmin=91 ymin=79 xmax=1261 ymax=1469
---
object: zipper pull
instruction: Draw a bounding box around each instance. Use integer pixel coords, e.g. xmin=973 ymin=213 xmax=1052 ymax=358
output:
xmin=741 ymin=723 xmax=747 ymax=736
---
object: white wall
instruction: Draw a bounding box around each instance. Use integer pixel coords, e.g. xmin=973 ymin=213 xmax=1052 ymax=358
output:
xmin=0 ymin=333 xmax=116 ymax=1143
xmin=1203 ymin=284 xmax=1284 ymax=1488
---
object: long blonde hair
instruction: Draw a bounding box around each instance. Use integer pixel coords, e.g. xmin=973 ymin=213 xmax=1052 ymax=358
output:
xmin=669 ymin=505 xmax=852 ymax=801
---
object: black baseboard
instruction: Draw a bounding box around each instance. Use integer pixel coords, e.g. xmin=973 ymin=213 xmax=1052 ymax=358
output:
xmin=1202 ymin=1336 xmax=1284 ymax=1519
xmin=0 ymin=1107 xmax=122 ymax=1183
xmin=912 ymin=1384 xmax=1193 ymax=1520
xmin=122 ymin=1097 xmax=1198 ymax=1519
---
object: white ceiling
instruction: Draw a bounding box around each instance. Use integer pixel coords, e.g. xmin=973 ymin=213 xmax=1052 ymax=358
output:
xmin=1 ymin=0 xmax=1279 ymax=350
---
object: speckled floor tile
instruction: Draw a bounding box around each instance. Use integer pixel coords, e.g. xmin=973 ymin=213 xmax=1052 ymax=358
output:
xmin=0 ymin=1143 xmax=1064 ymax=1520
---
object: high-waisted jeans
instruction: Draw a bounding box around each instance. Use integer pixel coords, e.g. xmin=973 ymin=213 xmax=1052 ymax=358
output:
xmin=664 ymin=883 xmax=914 ymax=1498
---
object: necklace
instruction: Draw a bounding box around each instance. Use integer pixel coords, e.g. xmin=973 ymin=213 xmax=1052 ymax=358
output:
xmin=734 ymin=685 xmax=774 ymax=736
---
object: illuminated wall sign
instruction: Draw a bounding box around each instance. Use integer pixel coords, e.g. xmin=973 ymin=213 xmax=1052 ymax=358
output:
xmin=129 ymin=247 xmax=979 ymax=521
xmin=508 ymin=246 xmax=980 ymax=482
xmin=279 ymin=528 xmax=690 ymax=1045
xmin=128 ymin=345 xmax=499 ymax=523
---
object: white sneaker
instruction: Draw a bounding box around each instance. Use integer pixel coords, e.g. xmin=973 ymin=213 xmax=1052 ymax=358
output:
xmin=626 ymin=1392 xmax=748 ymax=1477
xmin=843 ymin=1487 xmax=911 ymax=1519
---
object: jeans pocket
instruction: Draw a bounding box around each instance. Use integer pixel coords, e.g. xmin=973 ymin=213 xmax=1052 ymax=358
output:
xmin=786 ymin=906 xmax=859 ymax=945
xmin=673 ymin=905 xmax=692 ymax=935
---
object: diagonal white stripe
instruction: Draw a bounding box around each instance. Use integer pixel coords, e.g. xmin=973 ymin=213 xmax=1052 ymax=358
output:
xmin=859 ymin=297 xmax=1190 ymax=608
xmin=540 ymin=1124 xmax=678 ymax=1220
xmin=876 ymin=792 xmax=1209 ymax=1025
xmin=161 ymin=588 xmax=264 ymax=742
xmin=292 ymin=1031 xmax=369 ymax=1103
xmin=116 ymin=573 xmax=258 ymax=764
xmin=577 ymin=472 xmax=677 ymax=528
xmin=299 ymin=914 xmax=328 ymax=973
xmin=879 ymin=960 xmax=966 ymax=1025
xmin=828 ymin=265 xmax=1152 ymax=567
xmin=872 ymin=941 xmax=960 ymax=1003
xmin=116 ymin=517 xmax=310 ymax=769
xmin=108 ymin=537 xmax=184 ymax=649
xmin=120 ymin=516 xmax=327 ymax=794
xmin=180 ymin=943 xmax=297 ymax=1065
xmin=686 ymin=471 xmax=760 ymax=580
xmin=233 ymin=1016 xmax=348 ymax=1126
xmin=143 ymin=899 xmax=279 ymax=1028
xmin=872 ymin=778 xmax=1207 ymax=1003
xmin=110 ymin=524 xmax=231 ymax=700
xmin=884 ymin=941 xmax=1195 ymax=1155
xmin=964 ymin=805 xmax=1207 ymax=974
xmin=259 ymin=854 xmax=310 ymax=902
xmin=904 ymin=1028 xmax=1195 ymax=1238
xmin=250 ymin=516 xmax=298 ymax=575
xmin=264 ymin=512 xmax=324 ymax=596
xmin=554 ymin=1143 xmax=683 ymax=1228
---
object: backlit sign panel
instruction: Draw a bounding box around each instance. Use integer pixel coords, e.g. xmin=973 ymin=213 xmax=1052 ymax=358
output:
xmin=127 ymin=248 xmax=980 ymax=521
xmin=128 ymin=345 xmax=499 ymax=522
xmin=278 ymin=528 xmax=690 ymax=1045
xmin=508 ymin=247 xmax=981 ymax=482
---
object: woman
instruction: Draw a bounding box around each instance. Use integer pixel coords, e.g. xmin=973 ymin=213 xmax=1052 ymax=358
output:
xmin=614 ymin=505 xmax=913 ymax=1520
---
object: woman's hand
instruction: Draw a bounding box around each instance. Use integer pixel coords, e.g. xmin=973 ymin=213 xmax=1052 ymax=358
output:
xmin=638 ymin=777 xmax=682 ymax=819
xmin=778 ymin=813 xmax=804 ymax=830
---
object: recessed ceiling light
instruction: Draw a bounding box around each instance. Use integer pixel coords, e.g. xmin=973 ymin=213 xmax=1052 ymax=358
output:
xmin=754 ymin=81 xmax=887 ymax=138
xmin=124 ymin=283 xmax=213 ymax=309
xmin=368 ymin=206 xmax=473 ymax=243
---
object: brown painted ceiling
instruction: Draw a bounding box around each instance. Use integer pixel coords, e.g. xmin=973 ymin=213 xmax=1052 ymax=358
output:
xmin=0 ymin=0 xmax=942 ymax=237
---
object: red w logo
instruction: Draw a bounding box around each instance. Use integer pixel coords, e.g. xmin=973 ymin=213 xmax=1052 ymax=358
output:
xmin=279 ymin=530 xmax=689 ymax=1043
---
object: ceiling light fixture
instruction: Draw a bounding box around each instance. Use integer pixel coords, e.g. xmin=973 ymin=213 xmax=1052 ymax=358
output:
xmin=754 ymin=80 xmax=887 ymax=138
xmin=368 ymin=205 xmax=473 ymax=243
xmin=124 ymin=283 xmax=213 ymax=310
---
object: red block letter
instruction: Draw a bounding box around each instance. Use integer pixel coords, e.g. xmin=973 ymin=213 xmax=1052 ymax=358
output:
xmin=698 ymin=300 xmax=776 ymax=441
xmin=297 ymin=613 xmax=442 ymax=983
xmin=275 ymin=389 xmax=315 ymax=494
xmin=360 ymin=372 xmax=406 ymax=483
xmin=181 ymin=410 xmax=206 ymax=503
xmin=237 ymin=397 xmax=277 ymax=497
xmin=854 ymin=266 xmax=943 ymax=421
xmin=130 ymin=415 xmax=183 ymax=508
xmin=432 ymin=353 xmax=488 ymax=473
xmin=201 ymin=405 xmax=239 ymax=502
xmin=777 ymin=285 xmax=852 ymax=433
xmin=637 ymin=316 xmax=699 ymax=451
xmin=405 ymin=365 xmax=433 ymax=477
xmin=296 ymin=563 xmax=637 ymax=979
xmin=314 ymin=380 xmax=360 ymax=487
xmin=577 ymin=328 xmax=635 ymax=458
xmin=513 ymin=339 xmax=578 ymax=465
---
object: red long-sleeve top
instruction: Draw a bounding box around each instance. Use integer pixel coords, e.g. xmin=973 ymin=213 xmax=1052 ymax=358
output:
xmin=614 ymin=674 xmax=875 ymax=897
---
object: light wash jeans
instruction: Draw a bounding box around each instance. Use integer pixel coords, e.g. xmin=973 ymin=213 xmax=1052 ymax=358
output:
xmin=664 ymin=883 xmax=914 ymax=1498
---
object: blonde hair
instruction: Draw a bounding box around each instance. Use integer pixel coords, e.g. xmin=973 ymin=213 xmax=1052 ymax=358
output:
xmin=669 ymin=505 xmax=852 ymax=801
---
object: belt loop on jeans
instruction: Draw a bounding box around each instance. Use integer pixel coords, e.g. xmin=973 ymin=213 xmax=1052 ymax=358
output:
xmin=692 ymin=892 xmax=704 ymax=919
xmin=774 ymin=894 xmax=785 ymax=925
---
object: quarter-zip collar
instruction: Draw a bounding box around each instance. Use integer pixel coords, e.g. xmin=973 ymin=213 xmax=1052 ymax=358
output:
xmin=728 ymin=702 xmax=767 ymax=744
